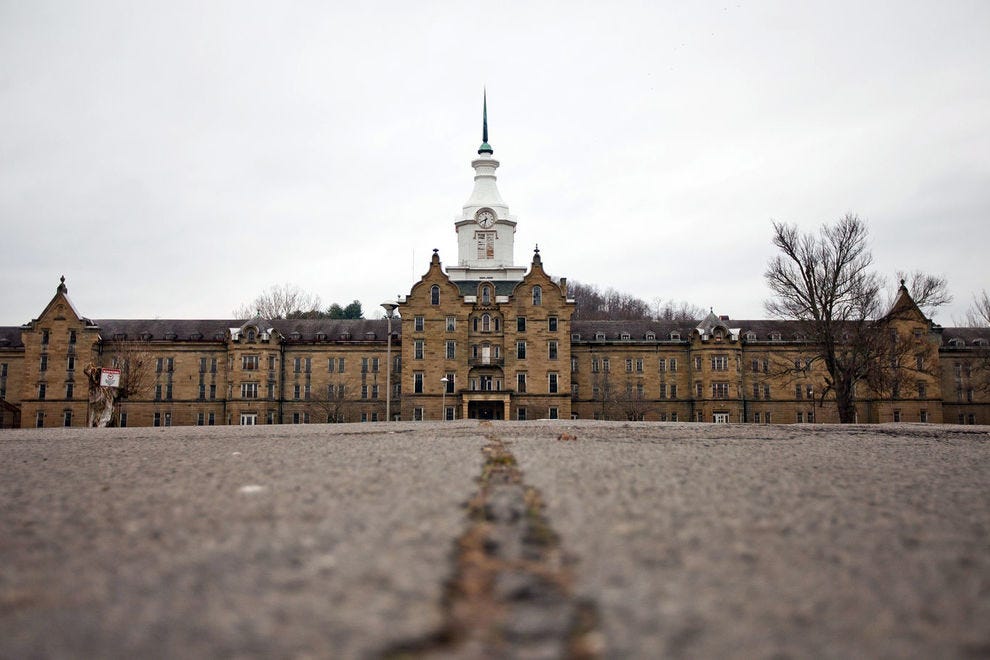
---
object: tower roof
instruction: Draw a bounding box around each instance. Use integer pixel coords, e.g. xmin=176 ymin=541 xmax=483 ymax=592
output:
xmin=478 ymin=89 xmax=493 ymax=155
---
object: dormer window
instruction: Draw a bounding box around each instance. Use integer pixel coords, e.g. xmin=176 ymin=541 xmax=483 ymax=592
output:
xmin=620 ymin=332 xmax=630 ymax=340
xmin=364 ymin=332 xmax=376 ymax=340
xmin=745 ymin=331 xmax=757 ymax=341
xmin=339 ymin=332 xmax=351 ymax=341
xmin=595 ymin=332 xmax=606 ymax=341
xmin=316 ymin=332 xmax=326 ymax=341
xmin=670 ymin=332 xmax=680 ymax=340
xmin=572 ymin=333 xmax=581 ymax=341
xmin=165 ymin=332 xmax=178 ymax=341
xmin=714 ymin=330 xmax=723 ymax=342
xmin=974 ymin=338 xmax=988 ymax=347
xmin=645 ymin=332 xmax=656 ymax=340
xmin=140 ymin=332 xmax=152 ymax=341
xmin=770 ymin=332 xmax=782 ymax=342
xmin=291 ymin=331 xmax=302 ymax=340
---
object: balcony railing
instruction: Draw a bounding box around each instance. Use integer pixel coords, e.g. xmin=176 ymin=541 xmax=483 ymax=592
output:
xmin=468 ymin=357 xmax=504 ymax=367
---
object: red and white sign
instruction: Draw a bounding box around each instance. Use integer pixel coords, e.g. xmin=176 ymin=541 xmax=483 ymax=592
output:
xmin=100 ymin=368 xmax=121 ymax=388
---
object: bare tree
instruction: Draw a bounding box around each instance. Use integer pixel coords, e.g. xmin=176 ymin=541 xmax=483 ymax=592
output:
xmin=85 ymin=340 xmax=155 ymax=427
xmin=966 ymin=289 xmax=990 ymax=327
xmin=764 ymin=214 xmax=947 ymax=423
xmin=234 ymin=284 xmax=323 ymax=319
xmin=893 ymin=270 xmax=953 ymax=316
xmin=654 ymin=298 xmax=706 ymax=322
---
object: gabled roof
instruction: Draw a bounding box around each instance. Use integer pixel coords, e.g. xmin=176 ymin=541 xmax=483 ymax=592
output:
xmin=452 ymin=280 xmax=520 ymax=297
xmin=0 ymin=327 xmax=24 ymax=349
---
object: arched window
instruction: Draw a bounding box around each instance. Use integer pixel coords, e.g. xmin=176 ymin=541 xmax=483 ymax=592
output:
xmin=481 ymin=285 xmax=492 ymax=305
xmin=494 ymin=317 xmax=500 ymax=332
xmin=532 ymin=285 xmax=542 ymax=306
xmin=482 ymin=314 xmax=491 ymax=332
xmin=430 ymin=285 xmax=440 ymax=305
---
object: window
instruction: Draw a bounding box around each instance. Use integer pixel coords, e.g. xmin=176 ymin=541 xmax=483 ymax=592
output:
xmin=669 ymin=358 xmax=677 ymax=373
xmin=795 ymin=384 xmax=803 ymax=400
xmin=242 ymin=355 xmax=259 ymax=370
xmin=268 ymin=355 xmax=276 ymax=370
xmin=712 ymin=382 xmax=729 ymax=399
xmin=797 ymin=412 xmax=804 ymax=423
xmin=240 ymin=413 xmax=257 ymax=426
xmin=445 ymin=407 xmax=455 ymax=421
xmin=920 ymin=410 xmax=928 ymax=423
xmin=549 ymin=407 xmax=559 ymax=420
xmin=532 ymin=286 xmax=542 ymax=305
xmin=517 ymin=407 xmax=527 ymax=421
xmin=548 ymin=316 xmax=558 ymax=332
xmin=414 ymin=372 xmax=424 ymax=394
xmin=517 ymin=372 xmax=527 ymax=393
xmin=41 ymin=329 xmax=50 ymax=345
xmin=372 ymin=357 xmax=380 ymax=373
xmin=917 ymin=381 xmax=927 ymax=398
xmin=753 ymin=412 xmax=761 ymax=423
xmin=670 ymin=412 xmax=678 ymax=422
xmin=209 ymin=384 xmax=216 ymax=400
xmin=414 ymin=407 xmax=424 ymax=421
xmin=516 ymin=341 xmax=527 ymax=359
xmin=69 ymin=330 xmax=76 ymax=344
xmin=808 ymin=410 xmax=815 ymax=423
xmin=763 ymin=384 xmax=771 ymax=399
xmin=66 ymin=356 xmax=75 ymax=371
xmin=807 ymin=385 xmax=814 ymax=400
xmin=659 ymin=358 xmax=666 ymax=372
xmin=268 ymin=382 xmax=276 ymax=399
xmin=548 ymin=373 xmax=559 ymax=393
xmin=361 ymin=385 xmax=368 ymax=399
xmin=65 ymin=382 xmax=73 ymax=399
xmin=482 ymin=314 xmax=491 ymax=332
xmin=694 ymin=356 xmax=702 ymax=370
xmin=63 ymin=410 xmax=72 ymax=427
xmin=893 ymin=409 xmax=901 ymax=423
xmin=208 ymin=412 xmax=214 ymax=426
xmin=415 ymin=316 xmax=424 ymax=332
xmin=548 ymin=341 xmax=558 ymax=360
xmin=659 ymin=383 xmax=667 ymax=399
xmin=592 ymin=358 xmax=600 ymax=373
xmin=517 ymin=316 xmax=526 ymax=332
xmin=362 ymin=357 xmax=369 ymax=373
xmin=636 ymin=359 xmax=643 ymax=373
xmin=446 ymin=316 xmax=456 ymax=331
xmin=197 ymin=412 xmax=205 ymax=426
xmin=445 ymin=373 xmax=455 ymax=394
xmin=711 ymin=356 xmax=728 ymax=371
xmin=481 ymin=285 xmax=492 ymax=304
xmin=153 ymin=412 xmax=161 ymax=427
xmin=39 ymin=354 xmax=48 ymax=372
xmin=695 ymin=382 xmax=703 ymax=397
xmin=430 ymin=285 xmax=440 ymax=305
xmin=39 ymin=383 xmax=48 ymax=400
xmin=625 ymin=359 xmax=633 ymax=373
xmin=415 ymin=340 xmax=424 ymax=360
xmin=294 ymin=384 xmax=301 ymax=399
xmin=603 ymin=358 xmax=610 ymax=373
xmin=211 ymin=358 xmax=217 ymax=373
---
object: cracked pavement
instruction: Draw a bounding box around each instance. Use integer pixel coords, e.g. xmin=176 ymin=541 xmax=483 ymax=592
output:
xmin=2 ymin=420 xmax=988 ymax=658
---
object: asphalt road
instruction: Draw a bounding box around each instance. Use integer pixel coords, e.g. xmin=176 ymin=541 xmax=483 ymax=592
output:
xmin=2 ymin=421 xmax=988 ymax=659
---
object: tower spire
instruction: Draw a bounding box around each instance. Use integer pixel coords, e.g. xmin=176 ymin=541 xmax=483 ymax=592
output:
xmin=478 ymin=88 xmax=493 ymax=155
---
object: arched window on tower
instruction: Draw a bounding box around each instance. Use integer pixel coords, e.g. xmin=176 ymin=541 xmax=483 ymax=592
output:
xmin=431 ymin=285 xmax=440 ymax=305
xmin=481 ymin=285 xmax=492 ymax=305
xmin=532 ymin=285 xmax=542 ymax=306
xmin=482 ymin=314 xmax=491 ymax=332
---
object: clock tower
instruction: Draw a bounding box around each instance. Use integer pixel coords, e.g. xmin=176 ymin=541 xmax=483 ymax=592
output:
xmin=446 ymin=93 xmax=527 ymax=282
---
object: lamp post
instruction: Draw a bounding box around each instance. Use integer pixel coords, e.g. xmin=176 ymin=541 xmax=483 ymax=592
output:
xmin=440 ymin=376 xmax=449 ymax=421
xmin=381 ymin=301 xmax=398 ymax=422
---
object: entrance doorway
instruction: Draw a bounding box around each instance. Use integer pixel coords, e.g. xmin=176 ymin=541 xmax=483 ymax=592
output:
xmin=713 ymin=412 xmax=729 ymax=423
xmin=468 ymin=401 xmax=504 ymax=420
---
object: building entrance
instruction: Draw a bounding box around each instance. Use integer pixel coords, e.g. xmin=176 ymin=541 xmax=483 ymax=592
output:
xmin=469 ymin=401 xmax=504 ymax=420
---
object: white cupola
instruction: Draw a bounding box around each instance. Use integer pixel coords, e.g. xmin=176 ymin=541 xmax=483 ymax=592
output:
xmin=447 ymin=92 xmax=527 ymax=282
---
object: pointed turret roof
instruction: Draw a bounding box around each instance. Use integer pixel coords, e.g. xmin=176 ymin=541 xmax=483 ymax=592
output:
xmin=478 ymin=89 xmax=493 ymax=155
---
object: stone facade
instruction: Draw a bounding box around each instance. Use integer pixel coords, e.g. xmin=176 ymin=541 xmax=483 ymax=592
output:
xmin=2 ymin=122 xmax=989 ymax=429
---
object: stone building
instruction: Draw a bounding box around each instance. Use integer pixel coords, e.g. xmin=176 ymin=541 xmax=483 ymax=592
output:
xmin=2 ymin=108 xmax=989 ymax=428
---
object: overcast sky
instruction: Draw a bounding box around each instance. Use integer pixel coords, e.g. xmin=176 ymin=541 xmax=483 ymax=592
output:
xmin=2 ymin=1 xmax=988 ymax=326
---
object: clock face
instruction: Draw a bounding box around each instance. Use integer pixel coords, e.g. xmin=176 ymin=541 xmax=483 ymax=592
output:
xmin=476 ymin=209 xmax=496 ymax=228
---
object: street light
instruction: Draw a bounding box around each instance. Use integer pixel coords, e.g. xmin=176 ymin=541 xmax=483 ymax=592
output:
xmin=440 ymin=376 xmax=449 ymax=421
xmin=381 ymin=300 xmax=398 ymax=422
